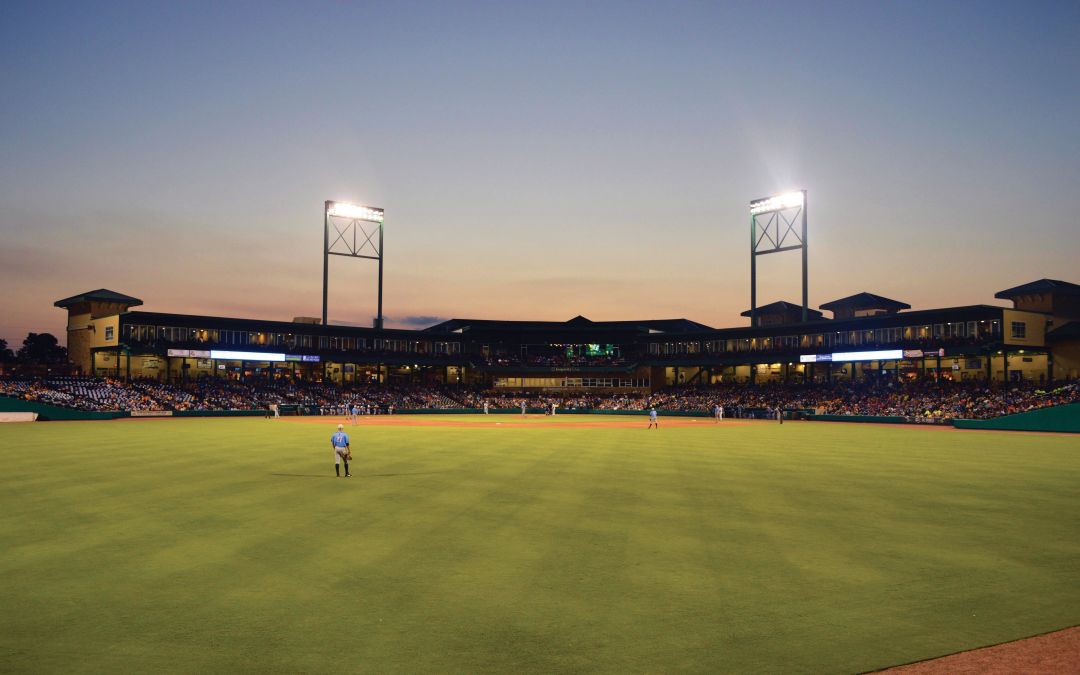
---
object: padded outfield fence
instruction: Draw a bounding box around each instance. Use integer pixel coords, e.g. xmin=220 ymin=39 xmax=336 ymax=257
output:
xmin=951 ymin=402 xmax=1080 ymax=433
xmin=3 ymin=395 xmax=1077 ymax=432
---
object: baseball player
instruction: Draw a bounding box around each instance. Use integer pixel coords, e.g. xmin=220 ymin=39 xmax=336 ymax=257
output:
xmin=483 ymin=401 xmax=489 ymax=415
xmin=520 ymin=401 xmax=527 ymax=417
xmin=648 ymin=407 xmax=658 ymax=429
xmin=350 ymin=404 xmax=359 ymax=425
xmin=713 ymin=404 xmax=721 ymax=423
xmin=331 ymin=424 xmax=351 ymax=477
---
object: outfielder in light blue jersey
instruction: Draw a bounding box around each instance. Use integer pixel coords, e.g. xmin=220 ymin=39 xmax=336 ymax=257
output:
xmin=648 ymin=407 xmax=658 ymax=429
xmin=331 ymin=424 xmax=351 ymax=478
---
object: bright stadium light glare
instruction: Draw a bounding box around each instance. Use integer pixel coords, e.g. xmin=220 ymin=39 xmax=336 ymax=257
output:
xmin=830 ymin=349 xmax=904 ymax=362
xmin=210 ymin=350 xmax=287 ymax=362
xmin=326 ymin=201 xmax=384 ymax=223
xmin=801 ymin=349 xmax=904 ymax=363
xmin=749 ymin=191 xmax=805 ymax=215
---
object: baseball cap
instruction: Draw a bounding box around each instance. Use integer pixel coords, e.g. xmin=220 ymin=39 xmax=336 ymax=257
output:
xmin=338 ymin=424 xmax=344 ymax=430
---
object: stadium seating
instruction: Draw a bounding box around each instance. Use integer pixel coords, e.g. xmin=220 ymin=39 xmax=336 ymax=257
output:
xmin=1 ymin=377 xmax=1077 ymax=420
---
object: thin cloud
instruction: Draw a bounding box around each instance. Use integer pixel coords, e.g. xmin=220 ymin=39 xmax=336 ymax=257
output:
xmin=387 ymin=315 xmax=448 ymax=328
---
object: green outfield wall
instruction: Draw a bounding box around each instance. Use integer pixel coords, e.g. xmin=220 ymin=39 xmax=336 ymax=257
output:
xmin=952 ymin=403 xmax=1080 ymax=433
xmin=7 ymin=394 xmax=1075 ymax=431
xmin=0 ymin=396 xmax=123 ymax=421
xmin=0 ymin=396 xmax=268 ymax=421
xmin=808 ymin=404 xmax=1080 ymax=433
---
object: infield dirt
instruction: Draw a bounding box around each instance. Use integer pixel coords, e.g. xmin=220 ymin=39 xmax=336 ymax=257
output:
xmin=875 ymin=625 xmax=1080 ymax=674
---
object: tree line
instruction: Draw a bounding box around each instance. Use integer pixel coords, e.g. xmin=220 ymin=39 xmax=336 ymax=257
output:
xmin=0 ymin=333 xmax=68 ymax=365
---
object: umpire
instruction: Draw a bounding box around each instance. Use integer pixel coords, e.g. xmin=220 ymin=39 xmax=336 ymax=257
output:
xmin=332 ymin=424 xmax=351 ymax=478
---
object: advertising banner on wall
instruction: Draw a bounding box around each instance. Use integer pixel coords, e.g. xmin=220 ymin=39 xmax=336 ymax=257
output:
xmin=167 ymin=349 xmax=212 ymax=358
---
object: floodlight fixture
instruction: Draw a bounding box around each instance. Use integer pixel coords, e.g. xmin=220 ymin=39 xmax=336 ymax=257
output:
xmin=326 ymin=201 xmax=384 ymax=223
xmin=749 ymin=191 xmax=805 ymax=215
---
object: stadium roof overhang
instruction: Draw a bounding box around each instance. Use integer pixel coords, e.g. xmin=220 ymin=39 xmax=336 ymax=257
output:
xmin=424 ymin=316 xmax=713 ymax=337
xmin=55 ymin=289 xmax=143 ymax=309
xmin=994 ymin=278 xmax=1080 ymax=299
xmin=739 ymin=301 xmax=825 ymax=321
xmin=1047 ymin=321 xmax=1080 ymax=342
xmin=819 ymin=292 xmax=911 ymax=312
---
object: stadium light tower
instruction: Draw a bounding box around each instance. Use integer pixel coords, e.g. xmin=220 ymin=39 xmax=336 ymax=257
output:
xmin=322 ymin=200 xmax=385 ymax=329
xmin=749 ymin=190 xmax=808 ymax=325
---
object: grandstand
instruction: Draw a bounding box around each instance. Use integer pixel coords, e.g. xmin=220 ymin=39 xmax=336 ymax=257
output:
xmin=2 ymin=377 xmax=1077 ymax=422
xmin=51 ymin=279 xmax=1080 ymax=392
xmin=0 ymin=277 xmax=1071 ymax=423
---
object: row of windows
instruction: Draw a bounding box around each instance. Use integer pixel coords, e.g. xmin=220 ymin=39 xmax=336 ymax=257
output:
xmin=650 ymin=321 xmax=1003 ymax=356
xmin=122 ymin=325 xmax=461 ymax=355
xmin=119 ymin=318 xmax=1017 ymax=361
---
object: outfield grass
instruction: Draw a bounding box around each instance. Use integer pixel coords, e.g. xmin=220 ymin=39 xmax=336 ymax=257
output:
xmin=0 ymin=417 xmax=1077 ymax=674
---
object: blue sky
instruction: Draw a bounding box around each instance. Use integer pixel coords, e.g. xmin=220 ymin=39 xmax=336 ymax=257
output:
xmin=2 ymin=1 xmax=1078 ymax=344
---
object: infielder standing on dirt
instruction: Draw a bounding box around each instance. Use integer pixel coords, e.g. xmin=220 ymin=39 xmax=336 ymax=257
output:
xmin=332 ymin=424 xmax=351 ymax=478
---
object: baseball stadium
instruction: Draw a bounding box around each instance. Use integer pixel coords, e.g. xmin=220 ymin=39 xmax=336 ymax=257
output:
xmin=3 ymin=4 xmax=1080 ymax=673
xmin=1 ymin=192 xmax=1079 ymax=674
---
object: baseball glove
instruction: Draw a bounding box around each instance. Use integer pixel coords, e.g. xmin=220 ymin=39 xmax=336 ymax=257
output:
xmin=344 ymin=450 xmax=353 ymax=461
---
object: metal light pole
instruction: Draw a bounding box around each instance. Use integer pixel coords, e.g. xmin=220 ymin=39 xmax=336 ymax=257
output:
xmin=321 ymin=200 xmax=385 ymax=328
xmin=749 ymin=190 xmax=809 ymax=325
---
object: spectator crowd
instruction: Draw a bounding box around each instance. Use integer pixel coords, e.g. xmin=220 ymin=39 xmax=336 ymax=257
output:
xmin=1 ymin=377 xmax=1077 ymax=420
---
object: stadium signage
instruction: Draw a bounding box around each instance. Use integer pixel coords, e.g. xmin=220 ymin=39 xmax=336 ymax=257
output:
xmin=130 ymin=410 xmax=174 ymax=417
xmin=167 ymin=349 xmax=211 ymax=358
xmin=800 ymin=349 xmax=904 ymax=363
xmin=206 ymin=350 xmax=320 ymax=363
xmin=903 ymin=348 xmax=946 ymax=359
xmin=833 ymin=349 xmax=904 ymax=362
xmin=749 ymin=191 xmax=805 ymax=215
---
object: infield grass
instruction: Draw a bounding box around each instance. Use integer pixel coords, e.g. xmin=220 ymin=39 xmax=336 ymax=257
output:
xmin=0 ymin=416 xmax=1078 ymax=674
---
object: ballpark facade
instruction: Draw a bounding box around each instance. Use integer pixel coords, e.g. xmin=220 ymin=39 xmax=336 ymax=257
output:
xmin=56 ymin=279 xmax=1080 ymax=390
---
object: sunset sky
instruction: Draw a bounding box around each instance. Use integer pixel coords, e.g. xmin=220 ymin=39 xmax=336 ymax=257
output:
xmin=2 ymin=1 xmax=1078 ymax=346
